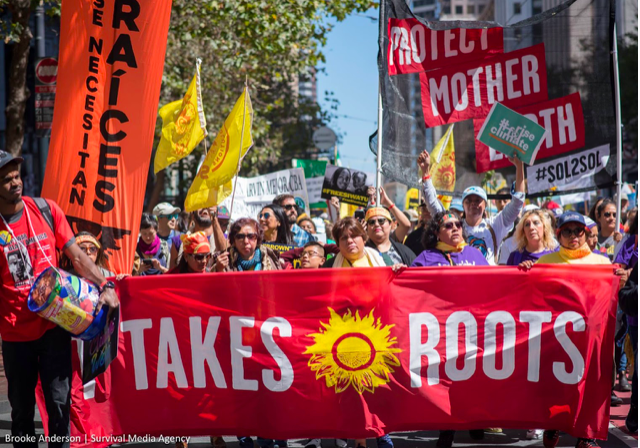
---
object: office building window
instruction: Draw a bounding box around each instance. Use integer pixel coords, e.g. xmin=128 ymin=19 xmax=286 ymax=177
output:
xmin=468 ymin=4 xmax=476 ymax=14
xmin=443 ymin=5 xmax=451 ymax=13
xmin=455 ymin=5 xmax=463 ymax=13
xmin=514 ymin=2 xmax=522 ymax=14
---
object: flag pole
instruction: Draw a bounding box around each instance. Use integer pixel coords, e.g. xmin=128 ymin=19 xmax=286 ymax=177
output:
xmin=375 ymin=0 xmax=385 ymax=206
xmin=228 ymin=77 xmax=249 ymax=221
xmin=611 ymin=23 xmax=623 ymax=230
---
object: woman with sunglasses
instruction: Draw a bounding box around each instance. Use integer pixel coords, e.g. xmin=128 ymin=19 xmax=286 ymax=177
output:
xmin=506 ymin=209 xmax=558 ymax=267
xmin=520 ymin=212 xmax=612 ymax=448
xmin=215 ymin=218 xmax=282 ymax=273
xmin=411 ymin=211 xmax=488 ymax=268
xmin=170 ymin=232 xmax=212 ymax=274
xmin=597 ymin=199 xmax=623 ymax=260
xmin=61 ymin=232 xmax=114 ymax=278
xmin=365 ymin=207 xmax=416 ymax=266
xmin=259 ymin=204 xmax=294 ymax=245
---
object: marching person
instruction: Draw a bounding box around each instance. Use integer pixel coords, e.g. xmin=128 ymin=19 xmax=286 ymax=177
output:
xmin=506 ymin=209 xmax=558 ymax=267
xmin=273 ymin=194 xmax=315 ymax=246
xmin=153 ymin=202 xmax=181 ymax=251
xmin=365 ymin=206 xmax=416 ymax=266
xmin=367 ymin=187 xmax=412 ymax=243
xmin=136 ymin=213 xmax=170 ymax=276
xmin=404 ymin=201 xmax=430 ymax=256
xmin=259 ymin=204 xmax=294 ymax=246
xmin=0 ymin=150 xmax=119 ymax=448
xmin=170 ymin=232 xmax=212 ymax=274
xmin=418 ymin=150 xmax=525 ymax=265
xmin=521 ymin=212 xmax=617 ymax=448
xmin=597 ymin=199 xmax=623 ymax=260
xmin=215 ymin=218 xmax=283 ymax=273
xmin=322 ymin=217 xmax=401 ymax=448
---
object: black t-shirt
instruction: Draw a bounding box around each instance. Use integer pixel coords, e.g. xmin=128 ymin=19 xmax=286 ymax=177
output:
xmin=404 ymin=227 xmax=425 ymax=257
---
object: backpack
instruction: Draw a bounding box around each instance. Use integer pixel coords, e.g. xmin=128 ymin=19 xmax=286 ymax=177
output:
xmin=33 ymin=197 xmax=55 ymax=233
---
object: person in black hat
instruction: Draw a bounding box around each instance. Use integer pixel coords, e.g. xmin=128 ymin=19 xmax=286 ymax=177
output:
xmin=0 ymin=150 xmax=119 ymax=448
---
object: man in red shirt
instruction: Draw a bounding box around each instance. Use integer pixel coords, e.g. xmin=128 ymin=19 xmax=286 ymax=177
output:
xmin=0 ymin=150 xmax=119 ymax=447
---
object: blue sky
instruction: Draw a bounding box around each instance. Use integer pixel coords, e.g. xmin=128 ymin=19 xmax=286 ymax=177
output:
xmin=317 ymin=8 xmax=380 ymax=175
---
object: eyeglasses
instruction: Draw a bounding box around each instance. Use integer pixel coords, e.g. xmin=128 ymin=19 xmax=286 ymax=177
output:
xmin=79 ymin=245 xmax=98 ymax=254
xmin=234 ymin=233 xmax=258 ymax=241
xmin=560 ymin=227 xmax=585 ymax=238
xmin=283 ymin=204 xmax=296 ymax=210
xmin=301 ymin=250 xmax=322 ymax=258
xmin=259 ymin=212 xmax=272 ymax=220
xmin=159 ymin=213 xmax=179 ymax=220
xmin=604 ymin=212 xmax=617 ymax=218
xmin=442 ymin=221 xmax=462 ymax=230
xmin=367 ymin=218 xmax=387 ymax=227
xmin=190 ymin=253 xmax=211 ymax=261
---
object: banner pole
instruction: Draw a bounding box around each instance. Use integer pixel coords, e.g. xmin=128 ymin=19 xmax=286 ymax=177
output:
xmin=376 ymin=87 xmax=383 ymax=206
xmin=612 ymin=23 xmax=623 ymax=230
xmin=228 ymin=80 xmax=249 ymax=221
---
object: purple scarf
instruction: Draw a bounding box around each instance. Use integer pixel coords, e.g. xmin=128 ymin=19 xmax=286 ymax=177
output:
xmin=137 ymin=234 xmax=161 ymax=256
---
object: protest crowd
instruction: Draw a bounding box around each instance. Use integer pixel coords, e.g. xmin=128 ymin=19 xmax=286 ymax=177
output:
xmin=0 ymin=0 xmax=637 ymax=446
xmin=0 ymin=145 xmax=636 ymax=448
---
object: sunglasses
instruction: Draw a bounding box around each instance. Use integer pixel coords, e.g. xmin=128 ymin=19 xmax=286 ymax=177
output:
xmin=160 ymin=213 xmax=179 ymax=220
xmin=560 ymin=227 xmax=585 ymax=238
xmin=79 ymin=245 xmax=98 ymax=254
xmin=603 ymin=212 xmax=617 ymax=218
xmin=259 ymin=212 xmax=272 ymax=220
xmin=442 ymin=221 xmax=462 ymax=230
xmin=301 ymin=250 xmax=322 ymax=258
xmin=367 ymin=218 xmax=387 ymax=227
xmin=283 ymin=204 xmax=296 ymax=210
xmin=191 ymin=253 xmax=211 ymax=261
xmin=234 ymin=233 xmax=258 ymax=242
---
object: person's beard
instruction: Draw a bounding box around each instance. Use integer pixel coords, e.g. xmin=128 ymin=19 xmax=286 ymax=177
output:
xmin=287 ymin=214 xmax=296 ymax=225
xmin=194 ymin=213 xmax=212 ymax=228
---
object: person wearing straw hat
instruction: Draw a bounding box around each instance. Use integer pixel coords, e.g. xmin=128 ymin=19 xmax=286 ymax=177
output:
xmin=0 ymin=149 xmax=119 ymax=448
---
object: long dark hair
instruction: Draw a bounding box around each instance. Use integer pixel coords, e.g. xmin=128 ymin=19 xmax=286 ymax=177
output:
xmin=331 ymin=167 xmax=351 ymax=188
xmin=229 ymin=218 xmax=264 ymax=247
xmin=260 ymin=204 xmax=294 ymax=245
xmin=421 ymin=211 xmax=467 ymax=250
xmin=596 ymin=198 xmax=616 ymax=222
xmin=588 ymin=197 xmax=604 ymax=222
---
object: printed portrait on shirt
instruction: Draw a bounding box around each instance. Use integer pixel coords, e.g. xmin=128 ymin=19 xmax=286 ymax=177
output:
xmin=467 ymin=235 xmax=488 ymax=258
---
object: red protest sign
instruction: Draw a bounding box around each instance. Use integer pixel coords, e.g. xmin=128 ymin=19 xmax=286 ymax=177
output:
xmin=387 ymin=20 xmax=503 ymax=75
xmin=474 ymin=92 xmax=585 ymax=173
xmin=420 ymin=43 xmax=548 ymax=128
xmin=65 ymin=266 xmax=615 ymax=446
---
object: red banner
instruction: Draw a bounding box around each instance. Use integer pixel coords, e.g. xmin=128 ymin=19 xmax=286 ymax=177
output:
xmin=387 ymin=20 xmax=503 ymax=75
xmin=70 ymin=266 xmax=617 ymax=446
xmin=42 ymin=0 xmax=173 ymax=274
xmin=420 ymin=44 xmax=548 ymax=128
xmin=475 ymin=92 xmax=586 ymax=173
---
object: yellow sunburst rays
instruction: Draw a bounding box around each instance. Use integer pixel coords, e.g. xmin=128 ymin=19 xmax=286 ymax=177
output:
xmin=304 ymin=308 xmax=402 ymax=394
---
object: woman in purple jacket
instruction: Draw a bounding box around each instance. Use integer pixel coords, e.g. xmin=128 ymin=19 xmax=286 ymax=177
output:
xmin=411 ymin=210 xmax=488 ymax=267
xmin=506 ymin=209 xmax=558 ymax=268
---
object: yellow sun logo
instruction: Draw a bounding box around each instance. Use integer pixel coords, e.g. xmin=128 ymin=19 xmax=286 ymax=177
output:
xmin=304 ymin=308 xmax=402 ymax=394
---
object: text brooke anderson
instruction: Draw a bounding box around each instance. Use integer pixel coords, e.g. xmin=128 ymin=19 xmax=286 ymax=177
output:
xmin=121 ymin=310 xmax=589 ymax=391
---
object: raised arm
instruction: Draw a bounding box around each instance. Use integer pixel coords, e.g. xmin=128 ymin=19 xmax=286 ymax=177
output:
xmin=417 ymin=150 xmax=445 ymax=215
xmin=64 ymin=243 xmax=119 ymax=309
xmin=379 ymin=187 xmax=411 ymax=242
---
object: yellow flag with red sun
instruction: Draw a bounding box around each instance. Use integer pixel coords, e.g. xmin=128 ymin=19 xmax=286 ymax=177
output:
xmin=429 ymin=125 xmax=456 ymax=209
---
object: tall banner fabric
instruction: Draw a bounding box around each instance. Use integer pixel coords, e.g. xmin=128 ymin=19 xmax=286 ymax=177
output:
xmin=42 ymin=0 xmax=173 ymax=274
xmin=71 ymin=266 xmax=617 ymax=446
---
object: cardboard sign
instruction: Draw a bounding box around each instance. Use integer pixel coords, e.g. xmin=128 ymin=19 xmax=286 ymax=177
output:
xmin=293 ymin=159 xmax=328 ymax=208
xmin=420 ymin=43 xmax=548 ymax=128
xmin=321 ymin=165 xmax=373 ymax=207
xmin=82 ymin=308 xmax=119 ymax=385
xmin=387 ymin=20 xmax=504 ymax=75
xmin=526 ymin=144 xmax=610 ymax=194
xmin=477 ymin=102 xmax=546 ymax=165
xmin=474 ymin=93 xmax=585 ymax=173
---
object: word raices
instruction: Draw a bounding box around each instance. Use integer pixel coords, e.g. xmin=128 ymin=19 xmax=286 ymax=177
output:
xmin=409 ymin=310 xmax=586 ymax=387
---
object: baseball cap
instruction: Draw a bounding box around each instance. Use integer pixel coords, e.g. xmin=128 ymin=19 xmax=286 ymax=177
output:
xmin=523 ymin=204 xmax=540 ymax=213
xmin=153 ymin=202 xmax=181 ymax=216
xmin=556 ymin=212 xmax=586 ymax=230
xmin=462 ymin=186 xmax=487 ymax=202
xmin=449 ymin=198 xmax=464 ymax=212
xmin=0 ymin=150 xmax=24 ymax=171
xmin=584 ymin=216 xmax=597 ymax=231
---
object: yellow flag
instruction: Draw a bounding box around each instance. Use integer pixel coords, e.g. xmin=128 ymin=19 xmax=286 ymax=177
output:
xmin=154 ymin=61 xmax=207 ymax=174
xmin=429 ymin=125 xmax=456 ymax=209
xmin=405 ymin=188 xmax=420 ymax=210
xmin=184 ymin=87 xmax=253 ymax=212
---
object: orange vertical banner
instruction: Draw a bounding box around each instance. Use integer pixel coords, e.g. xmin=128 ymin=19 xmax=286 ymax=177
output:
xmin=42 ymin=0 xmax=173 ymax=274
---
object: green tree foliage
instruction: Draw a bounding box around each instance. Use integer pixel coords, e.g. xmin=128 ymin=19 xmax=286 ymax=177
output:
xmin=160 ymin=0 xmax=374 ymax=182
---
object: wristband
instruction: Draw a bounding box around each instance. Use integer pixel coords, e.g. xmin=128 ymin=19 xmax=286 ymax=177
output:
xmin=388 ymin=204 xmax=395 ymax=210
xmin=422 ymin=174 xmax=431 ymax=181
